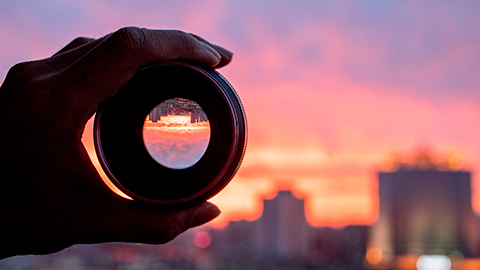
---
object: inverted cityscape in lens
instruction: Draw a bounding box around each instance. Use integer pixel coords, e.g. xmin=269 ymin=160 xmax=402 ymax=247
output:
xmin=143 ymin=98 xmax=210 ymax=169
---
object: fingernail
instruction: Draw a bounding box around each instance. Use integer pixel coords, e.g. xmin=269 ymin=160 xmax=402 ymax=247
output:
xmin=204 ymin=44 xmax=222 ymax=65
xmin=217 ymin=46 xmax=234 ymax=57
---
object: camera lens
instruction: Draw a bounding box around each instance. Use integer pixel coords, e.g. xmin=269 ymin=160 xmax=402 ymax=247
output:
xmin=94 ymin=62 xmax=247 ymax=207
xmin=143 ymin=98 xmax=211 ymax=169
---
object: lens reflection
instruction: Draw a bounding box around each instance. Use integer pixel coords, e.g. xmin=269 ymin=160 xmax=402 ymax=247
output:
xmin=143 ymin=98 xmax=210 ymax=169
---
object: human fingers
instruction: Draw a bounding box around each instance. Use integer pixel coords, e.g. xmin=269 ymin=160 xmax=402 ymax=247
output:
xmin=0 ymin=36 xmax=102 ymax=89
xmin=190 ymin=33 xmax=233 ymax=68
xmin=53 ymin=37 xmax=96 ymax=56
xmin=85 ymin=199 xmax=221 ymax=245
xmin=17 ymin=37 xmax=107 ymax=77
xmin=70 ymin=145 xmax=221 ymax=245
xmin=62 ymin=27 xmax=223 ymax=113
xmin=124 ymin=202 xmax=221 ymax=244
xmin=46 ymin=36 xmax=113 ymax=73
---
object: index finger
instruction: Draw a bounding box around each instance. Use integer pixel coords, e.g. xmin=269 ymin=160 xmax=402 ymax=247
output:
xmin=61 ymin=27 xmax=225 ymax=112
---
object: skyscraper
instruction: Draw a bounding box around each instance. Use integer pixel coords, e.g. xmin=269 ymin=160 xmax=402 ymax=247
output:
xmin=367 ymin=166 xmax=479 ymax=269
xmin=255 ymin=190 xmax=311 ymax=259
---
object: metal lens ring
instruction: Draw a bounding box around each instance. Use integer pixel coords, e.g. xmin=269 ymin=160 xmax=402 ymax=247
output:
xmin=94 ymin=62 xmax=247 ymax=207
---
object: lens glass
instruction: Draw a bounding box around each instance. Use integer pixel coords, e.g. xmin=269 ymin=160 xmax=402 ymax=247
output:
xmin=143 ymin=98 xmax=210 ymax=169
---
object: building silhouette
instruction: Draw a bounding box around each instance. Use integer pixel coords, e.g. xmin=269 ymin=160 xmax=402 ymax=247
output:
xmin=209 ymin=190 xmax=312 ymax=262
xmin=148 ymin=104 xmax=168 ymax=122
xmin=148 ymin=98 xmax=208 ymax=123
xmin=367 ymin=165 xmax=480 ymax=269
xmin=255 ymin=190 xmax=311 ymax=258
xmin=0 ymin=189 xmax=369 ymax=269
xmin=208 ymin=190 xmax=368 ymax=269
xmin=190 ymin=108 xmax=208 ymax=123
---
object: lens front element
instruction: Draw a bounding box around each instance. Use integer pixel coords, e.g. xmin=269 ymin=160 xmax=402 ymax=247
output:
xmin=143 ymin=98 xmax=211 ymax=169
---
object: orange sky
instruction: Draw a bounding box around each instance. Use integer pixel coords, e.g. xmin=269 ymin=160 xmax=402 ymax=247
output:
xmin=3 ymin=1 xmax=480 ymax=228
xmin=143 ymin=115 xmax=210 ymax=169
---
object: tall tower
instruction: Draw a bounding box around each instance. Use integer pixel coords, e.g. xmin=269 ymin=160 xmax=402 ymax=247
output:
xmin=255 ymin=190 xmax=310 ymax=259
xmin=367 ymin=167 xmax=479 ymax=269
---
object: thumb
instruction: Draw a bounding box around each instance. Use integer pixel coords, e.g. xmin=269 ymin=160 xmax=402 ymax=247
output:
xmin=90 ymin=201 xmax=221 ymax=245
xmin=179 ymin=202 xmax=221 ymax=229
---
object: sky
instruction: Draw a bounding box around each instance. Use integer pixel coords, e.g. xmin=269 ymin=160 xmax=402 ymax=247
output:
xmin=1 ymin=0 xmax=480 ymax=227
xmin=143 ymin=114 xmax=210 ymax=169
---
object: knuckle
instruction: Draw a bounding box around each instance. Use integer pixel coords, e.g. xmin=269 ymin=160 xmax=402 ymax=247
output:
xmin=7 ymin=62 xmax=33 ymax=79
xmin=1 ymin=61 xmax=54 ymax=118
xmin=54 ymin=37 xmax=94 ymax=56
xmin=4 ymin=62 xmax=37 ymax=87
xmin=70 ymin=37 xmax=92 ymax=47
xmin=110 ymin=26 xmax=148 ymax=55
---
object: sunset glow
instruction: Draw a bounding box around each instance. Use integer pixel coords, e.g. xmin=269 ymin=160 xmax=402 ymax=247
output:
xmin=3 ymin=0 xmax=480 ymax=228
xmin=144 ymin=115 xmax=210 ymax=133
xmin=143 ymin=113 xmax=210 ymax=169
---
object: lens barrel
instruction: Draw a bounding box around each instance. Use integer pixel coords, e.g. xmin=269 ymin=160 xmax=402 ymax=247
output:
xmin=94 ymin=62 xmax=247 ymax=207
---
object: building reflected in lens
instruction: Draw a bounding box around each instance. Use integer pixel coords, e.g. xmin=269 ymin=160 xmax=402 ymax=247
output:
xmin=143 ymin=98 xmax=210 ymax=169
xmin=148 ymin=98 xmax=208 ymax=124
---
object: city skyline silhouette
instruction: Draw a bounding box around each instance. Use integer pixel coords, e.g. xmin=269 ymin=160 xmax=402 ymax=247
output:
xmin=2 ymin=0 xmax=480 ymax=269
xmin=3 ymin=0 xmax=480 ymax=228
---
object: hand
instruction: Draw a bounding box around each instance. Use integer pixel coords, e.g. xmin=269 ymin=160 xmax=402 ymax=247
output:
xmin=0 ymin=27 xmax=232 ymax=259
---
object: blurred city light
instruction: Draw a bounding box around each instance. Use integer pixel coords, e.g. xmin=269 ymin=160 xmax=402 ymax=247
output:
xmin=416 ymin=255 xmax=451 ymax=270
xmin=193 ymin=231 xmax=212 ymax=249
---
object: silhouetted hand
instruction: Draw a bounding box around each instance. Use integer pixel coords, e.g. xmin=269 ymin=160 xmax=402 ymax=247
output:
xmin=0 ymin=27 xmax=233 ymax=259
